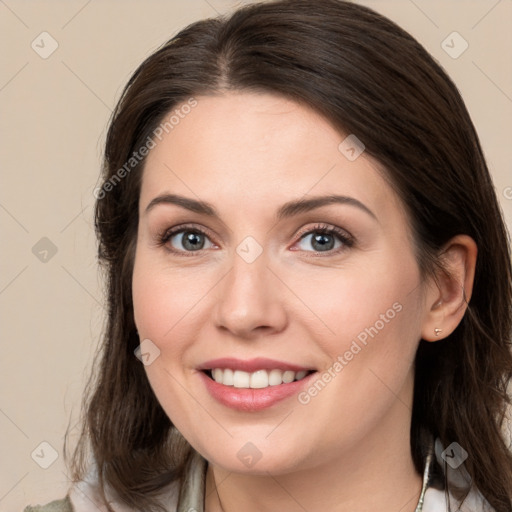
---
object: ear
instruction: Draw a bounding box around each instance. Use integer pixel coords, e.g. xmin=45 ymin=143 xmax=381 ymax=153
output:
xmin=421 ymin=234 xmax=478 ymax=342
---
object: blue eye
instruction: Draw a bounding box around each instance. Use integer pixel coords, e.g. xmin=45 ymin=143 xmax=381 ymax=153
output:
xmin=161 ymin=228 xmax=214 ymax=252
xmin=295 ymin=224 xmax=353 ymax=253
xmin=297 ymin=231 xmax=342 ymax=252
xmin=157 ymin=223 xmax=353 ymax=256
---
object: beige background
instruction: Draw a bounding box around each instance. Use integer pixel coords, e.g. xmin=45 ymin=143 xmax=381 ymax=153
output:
xmin=1 ymin=0 xmax=511 ymax=510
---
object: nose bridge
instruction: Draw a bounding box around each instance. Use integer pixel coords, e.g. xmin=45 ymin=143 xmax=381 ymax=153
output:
xmin=213 ymin=240 xmax=287 ymax=336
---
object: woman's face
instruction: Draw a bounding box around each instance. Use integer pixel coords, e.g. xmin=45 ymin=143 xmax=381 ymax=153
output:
xmin=132 ymin=91 xmax=428 ymax=474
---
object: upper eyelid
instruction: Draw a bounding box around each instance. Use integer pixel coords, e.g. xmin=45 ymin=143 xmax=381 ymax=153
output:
xmin=161 ymin=223 xmax=216 ymax=242
xmin=295 ymin=223 xmax=353 ymax=241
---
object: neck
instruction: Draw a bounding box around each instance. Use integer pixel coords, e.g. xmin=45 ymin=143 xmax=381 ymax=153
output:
xmin=205 ymin=397 xmax=423 ymax=512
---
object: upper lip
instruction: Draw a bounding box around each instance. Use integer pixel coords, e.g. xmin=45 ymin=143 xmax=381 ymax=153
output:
xmin=198 ymin=357 xmax=316 ymax=373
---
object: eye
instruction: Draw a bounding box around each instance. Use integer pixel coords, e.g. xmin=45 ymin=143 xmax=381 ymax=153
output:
xmin=158 ymin=225 xmax=215 ymax=253
xmin=293 ymin=224 xmax=354 ymax=254
xmin=156 ymin=223 xmax=354 ymax=256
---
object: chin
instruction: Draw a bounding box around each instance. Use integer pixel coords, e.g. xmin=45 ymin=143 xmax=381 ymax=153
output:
xmin=196 ymin=438 xmax=311 ymax=475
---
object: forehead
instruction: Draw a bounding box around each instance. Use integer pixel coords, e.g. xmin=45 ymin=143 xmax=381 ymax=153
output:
xmin=140 ymin=91 xmax=400 ymax=219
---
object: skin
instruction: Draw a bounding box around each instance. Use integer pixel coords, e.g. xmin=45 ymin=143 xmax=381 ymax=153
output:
xmin=132 ymin=91 xmax=477 ymax=512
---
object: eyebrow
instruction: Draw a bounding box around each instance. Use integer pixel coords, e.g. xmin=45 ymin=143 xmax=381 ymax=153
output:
xmin=144 ymin=193 xmax=377 ymax=221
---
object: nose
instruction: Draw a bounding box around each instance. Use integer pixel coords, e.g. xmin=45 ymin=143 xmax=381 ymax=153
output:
xmin=213 ymin=248 xmax=288 ymax=339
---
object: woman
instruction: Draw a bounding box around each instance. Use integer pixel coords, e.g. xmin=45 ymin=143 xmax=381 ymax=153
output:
xmin=24 ymin=0 xmax=512 ymax=511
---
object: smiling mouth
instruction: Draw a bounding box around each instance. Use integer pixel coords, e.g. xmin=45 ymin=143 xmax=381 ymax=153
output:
xmin=203 ymin=368 xmax=316 ymax=389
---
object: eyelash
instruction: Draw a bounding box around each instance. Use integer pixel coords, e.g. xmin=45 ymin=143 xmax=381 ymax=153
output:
xmin=155 ymin=223 xmax=355 ymax=257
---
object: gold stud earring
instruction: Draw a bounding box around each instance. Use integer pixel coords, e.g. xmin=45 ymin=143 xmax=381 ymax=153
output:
xmin=434 ymin=328 xmax=442 ymax=336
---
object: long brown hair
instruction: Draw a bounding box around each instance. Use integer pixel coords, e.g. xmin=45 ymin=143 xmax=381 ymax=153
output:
xmin=67 ymin=1 xmax=512 ymax=510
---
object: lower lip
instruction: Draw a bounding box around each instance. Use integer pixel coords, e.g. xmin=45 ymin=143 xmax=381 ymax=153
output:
xmin=199 ymin=371 xmax=317 ymax=412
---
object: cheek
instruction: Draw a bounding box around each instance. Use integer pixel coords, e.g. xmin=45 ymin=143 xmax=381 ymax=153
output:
xmin=285 ymin=253 xmax=423 ymax=412
xmin=132 ymin=253 xmax=202 ymax=426
xmin=132 ymin=250 xmax=206 ymax=343
xmin=132 ymin=260 xmax=171 ymax=341
xmin=338 ymin=271 xmax=422 ymax=388
xmin=131 ymin=251 xmax=219 ymax=410
xmin=131 ymin=255 xmax=189 ymax=386
xmin=282 ymin=255 xmax=421 ymax=352
xmin=292 ymin=272 xmax=422 ymax=451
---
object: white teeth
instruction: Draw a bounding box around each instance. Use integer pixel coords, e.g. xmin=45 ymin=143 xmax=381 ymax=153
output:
xmin=233 ymin=370 xmax=250 ymax=388
xmin=250 ymin=370 xmax=268 ymax=388
xmin=268 ymin=369 xmax=283 ymax=386
xmin=210 ymin=368 xmax=311 ymax=388
xmin=223 ymin=368 xmax=234 ymax=386
xmin=282 ymin=370 xmax=295 ymax=383
xmin=212 ymin=368 xmax=223 ymax=383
